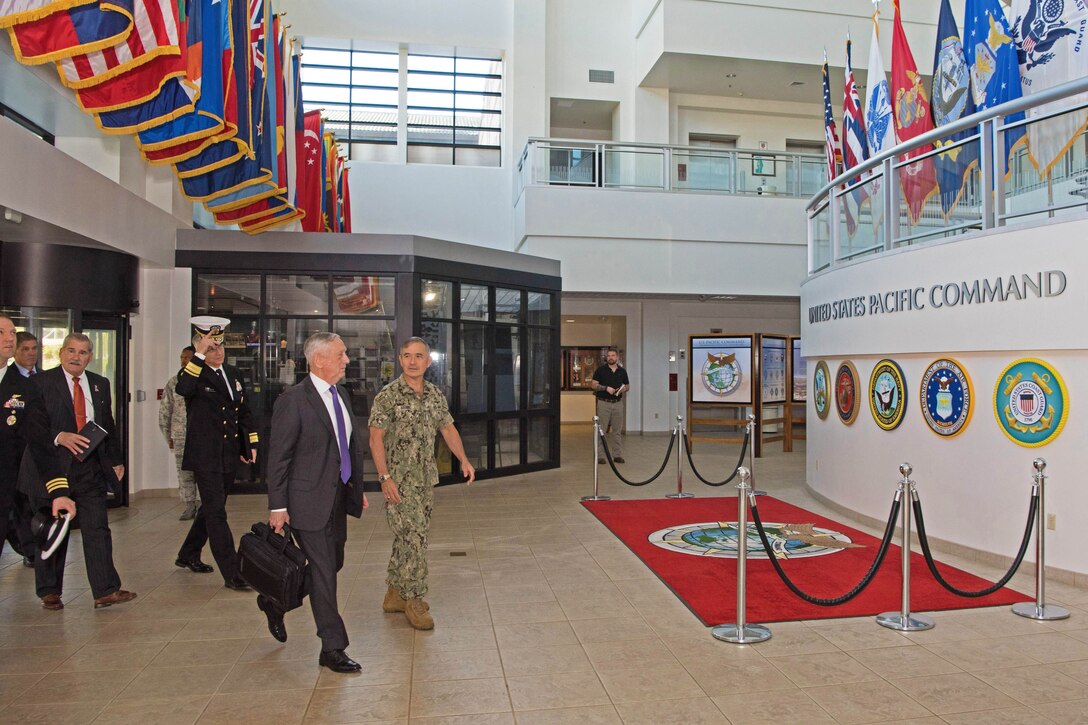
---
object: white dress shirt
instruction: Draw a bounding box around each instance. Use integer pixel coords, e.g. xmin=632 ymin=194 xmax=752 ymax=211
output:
xmin=271 ymin=375 xmax=352 ymax=514
xmin=194 ymin=352 xmax=232 ymax=399
xmin=309 ymin=373 xmax=352 ymax=451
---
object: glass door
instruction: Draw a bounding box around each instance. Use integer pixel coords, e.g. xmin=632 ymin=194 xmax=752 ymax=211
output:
xmin=82 ymin=313 xmax=130 ymax=507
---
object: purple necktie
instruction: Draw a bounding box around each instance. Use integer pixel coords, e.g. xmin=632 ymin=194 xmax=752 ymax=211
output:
xmin=330 ymin=386 xmax=351 ymax=484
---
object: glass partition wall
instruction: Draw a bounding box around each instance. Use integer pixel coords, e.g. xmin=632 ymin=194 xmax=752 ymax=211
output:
xmin=192 ymin=269 xmax=558 ymax=491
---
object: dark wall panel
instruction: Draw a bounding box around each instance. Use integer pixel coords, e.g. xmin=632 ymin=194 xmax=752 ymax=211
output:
xmin=0 ymin=242 xmax=138 ymax=312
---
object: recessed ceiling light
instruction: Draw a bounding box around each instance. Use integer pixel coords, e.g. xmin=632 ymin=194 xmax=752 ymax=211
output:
xmin=565 ymin=319 xmax=576 ymax=323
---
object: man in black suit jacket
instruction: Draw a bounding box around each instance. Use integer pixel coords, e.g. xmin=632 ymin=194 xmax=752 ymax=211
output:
xmin=266 ymin=332 xmax=368 ymax=673
xmin=175 ymin=330 xmax=257 ymax=589
xmin=0 ymin=315 xmax=31 ymax=562
xmin=18 ymin=333 xmax=135 ymax=610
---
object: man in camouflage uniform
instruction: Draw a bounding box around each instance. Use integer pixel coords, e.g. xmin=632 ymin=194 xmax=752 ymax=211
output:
xmin=158 ymin=346 xmax=200 ymax=520
xmin=369 ymin=336 xmax=475 ymax=630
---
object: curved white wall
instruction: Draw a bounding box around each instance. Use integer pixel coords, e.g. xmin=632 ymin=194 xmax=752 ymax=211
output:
xmin=800 ymin=218 xmax=1088 ymax=579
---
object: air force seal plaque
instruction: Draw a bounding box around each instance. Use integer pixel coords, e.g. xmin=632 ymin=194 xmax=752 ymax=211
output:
xmin=869 ymin=359 xmax=907 ymax=431
xmin=835 ymin=361 xmax=860 ymax=425
xmin=921 ymin=358 xmax=972 ymax=438
xmin=994 ymin=358 xmax=1068 ymax=448
xmin=813 ymin=360 xmax=830 ymax=420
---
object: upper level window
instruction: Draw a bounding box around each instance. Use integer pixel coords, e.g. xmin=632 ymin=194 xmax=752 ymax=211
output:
xmin=301 ymin=43 xmax=502 ymax=168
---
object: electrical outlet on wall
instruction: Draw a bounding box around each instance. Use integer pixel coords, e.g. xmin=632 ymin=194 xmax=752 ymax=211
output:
xmin=1047 ymin=514 xmax=1056 ymax=530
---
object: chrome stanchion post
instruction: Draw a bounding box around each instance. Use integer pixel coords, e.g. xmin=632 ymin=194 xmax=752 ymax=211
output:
xmin=747 ymin=413 xmax=766 ymax=497
xmin=712 ymin=467 xmax=771 ymax=644
xmin=877 ymin=463 xmax=935 ymax=631
xmin=666 ymin=415 xmax=693 ymax=499
xmin=581 ymin=416 xmax=610 ymax=502
xmin=1013 ymin=458 xmax=1069 ymax=620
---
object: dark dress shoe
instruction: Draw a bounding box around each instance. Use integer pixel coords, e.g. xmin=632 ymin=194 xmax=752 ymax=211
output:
xmin=94 ymin=590 xmax=137 ymax=608
xmin=223 ymin=576 xmax=250 ymax=591
xmin=41 ymin=593 xmax=63 ymax=610
xmin=257 ymin=595 xmax=287 ymax=642
xmin=614 ymin=457 xmax=626 ymax=463
xmin=174 ymin=558 xmax=214 ymax=573
xmin=319 ymin=649 xmax=361 ymax=673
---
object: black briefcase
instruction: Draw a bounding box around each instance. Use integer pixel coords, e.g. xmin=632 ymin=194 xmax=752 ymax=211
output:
xmin=238 ymin=522 xmax=309 ymax=612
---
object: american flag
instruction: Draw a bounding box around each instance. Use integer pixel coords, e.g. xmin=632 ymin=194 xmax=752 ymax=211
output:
xmin=822 ymin=52 xmax=842 ymax=183
xmin=56 ymin=0 xmax=180 ymax=89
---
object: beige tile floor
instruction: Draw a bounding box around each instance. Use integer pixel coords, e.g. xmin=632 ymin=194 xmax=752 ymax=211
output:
xmin=1 ymin=425 xmax=1086 ymax=724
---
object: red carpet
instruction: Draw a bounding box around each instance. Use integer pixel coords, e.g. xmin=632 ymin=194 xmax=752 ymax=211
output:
xmin=583 ymin=496 xmax=1030 ymax=625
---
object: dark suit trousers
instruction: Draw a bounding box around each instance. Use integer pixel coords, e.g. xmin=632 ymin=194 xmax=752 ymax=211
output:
xmin=178 ymin=470 xmax=240 ymax=582
xmin=294 ymin=485 xmax=349 ymax=652
xmin=33 ymin=460 xmax=121 ymax=599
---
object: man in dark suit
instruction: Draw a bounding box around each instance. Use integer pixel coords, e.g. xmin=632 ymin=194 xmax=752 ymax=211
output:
xmin=0 ymin=315 xmax=32 ymax=564
xmin=7 ymin=329 xmax=39 ymax=563
xmin=18 ymin=332 xmax=135 ymax=610
xmin=175 ymin=323 xmax=257 ymax=589
xmin=266 ymin=332 xmax=368 ymax=673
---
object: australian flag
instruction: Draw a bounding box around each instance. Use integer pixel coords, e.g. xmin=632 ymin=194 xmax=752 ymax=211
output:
xmin=963 ymin=0 xmax=1027 ymax=175
xmin=931 ymin=0 xmax=979 ymax=217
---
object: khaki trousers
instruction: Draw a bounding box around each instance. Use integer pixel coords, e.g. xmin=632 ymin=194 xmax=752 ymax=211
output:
xmin=596 ymin=398 xmax=624 ymax=458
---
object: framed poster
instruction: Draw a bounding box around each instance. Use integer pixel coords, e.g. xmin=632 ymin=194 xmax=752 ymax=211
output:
xmin=760 ymin=335 xmax=788 ymax=404
xmin=790 ymin=337 xmax=806 ymax=403
xmin=689 ymin=335 xmax=754 ymax=405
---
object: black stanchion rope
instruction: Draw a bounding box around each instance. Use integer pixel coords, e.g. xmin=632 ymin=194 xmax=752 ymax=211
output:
xmin=912 ymin=492 xmax=1038 ymax=598
xmin=749 ymin=495 xmax=901 ymax=606
xmin=683 ymin=429 xmax=750 ymax=486
xmin=598 ymin=430 xmax=676 ymax=486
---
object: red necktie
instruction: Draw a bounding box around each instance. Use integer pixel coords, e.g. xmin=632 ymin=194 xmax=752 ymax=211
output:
xmin=73 ymin=376 xmax=87 ymax=430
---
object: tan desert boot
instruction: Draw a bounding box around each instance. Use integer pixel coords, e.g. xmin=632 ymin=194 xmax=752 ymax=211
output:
xmin=383 ymin=586 xmax=429 ymax=613
xmin=405 ymin=598 xmax=434 ymax=630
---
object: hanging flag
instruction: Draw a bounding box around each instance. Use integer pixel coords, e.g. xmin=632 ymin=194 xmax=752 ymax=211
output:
xmin=55 ymin=0 xmax=182 ymax=90
xmin=7 ymin=0 xmax=133 ymax=64
xmin=136 ymin=0 xmax=233 ymax=159
xmin=964 ymin=0 xmax=1028 ymax=174
xmin=298 ymin=109 xmax=324 ymax=231
xmin=865 ymin=7 xmax=897 ymax=161
xmin=1010 ymin=0 xmax=1088 ymax=177
xmin=340 ymin=164 xmax=351 ymax=233
xmin=891 ymin=0 xmax=938 ymax=224
xmin=821 ymin=52 xmax=842 ymax=183
xmin=271 ymin=14 xmax=288 ymax=191
xmin=842 ymin=34 xmax=870 ymax=236
xmin=284 ymin=45 xmax=300 ymax=206
xmin=68 ymin=0 xmax=186 ymax=114
xmin=94 ymin=75 xmax=197 ymax=132
xmin=931 ymin=0 xmax=979 ymax=217
xmin=0 ymin=0 xmax=97 ymax=29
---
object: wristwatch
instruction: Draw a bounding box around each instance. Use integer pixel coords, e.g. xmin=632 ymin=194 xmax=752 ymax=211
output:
xmin=378 ymin=474 xmax=392 ymax=483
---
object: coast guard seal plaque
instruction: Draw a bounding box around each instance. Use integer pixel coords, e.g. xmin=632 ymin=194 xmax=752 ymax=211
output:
xmin=835 ymin=361 xmax=860 ymax=425
xmin=869 ymin=359 xmax=907 ymax=431
xmin=994 ymin=358 xmax=1068 ymax=448
xmin=813 ymin=360 xmax=830 ymax=420
xmin=920 ymin=358 xmax=972 ymax=438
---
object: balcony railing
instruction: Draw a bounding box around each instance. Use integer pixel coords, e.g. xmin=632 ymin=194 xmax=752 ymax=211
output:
xmin=516 ymin=138 xmax=826 ymax=201
xmin=807 ymin=76 xmax=1088 ymax=275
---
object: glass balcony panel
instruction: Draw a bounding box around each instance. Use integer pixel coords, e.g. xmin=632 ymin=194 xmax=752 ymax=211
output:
xmin=603 ymin=147 xmax=664 ymax=189
xmin=673 ymin=150 xmax=733 ymax=192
